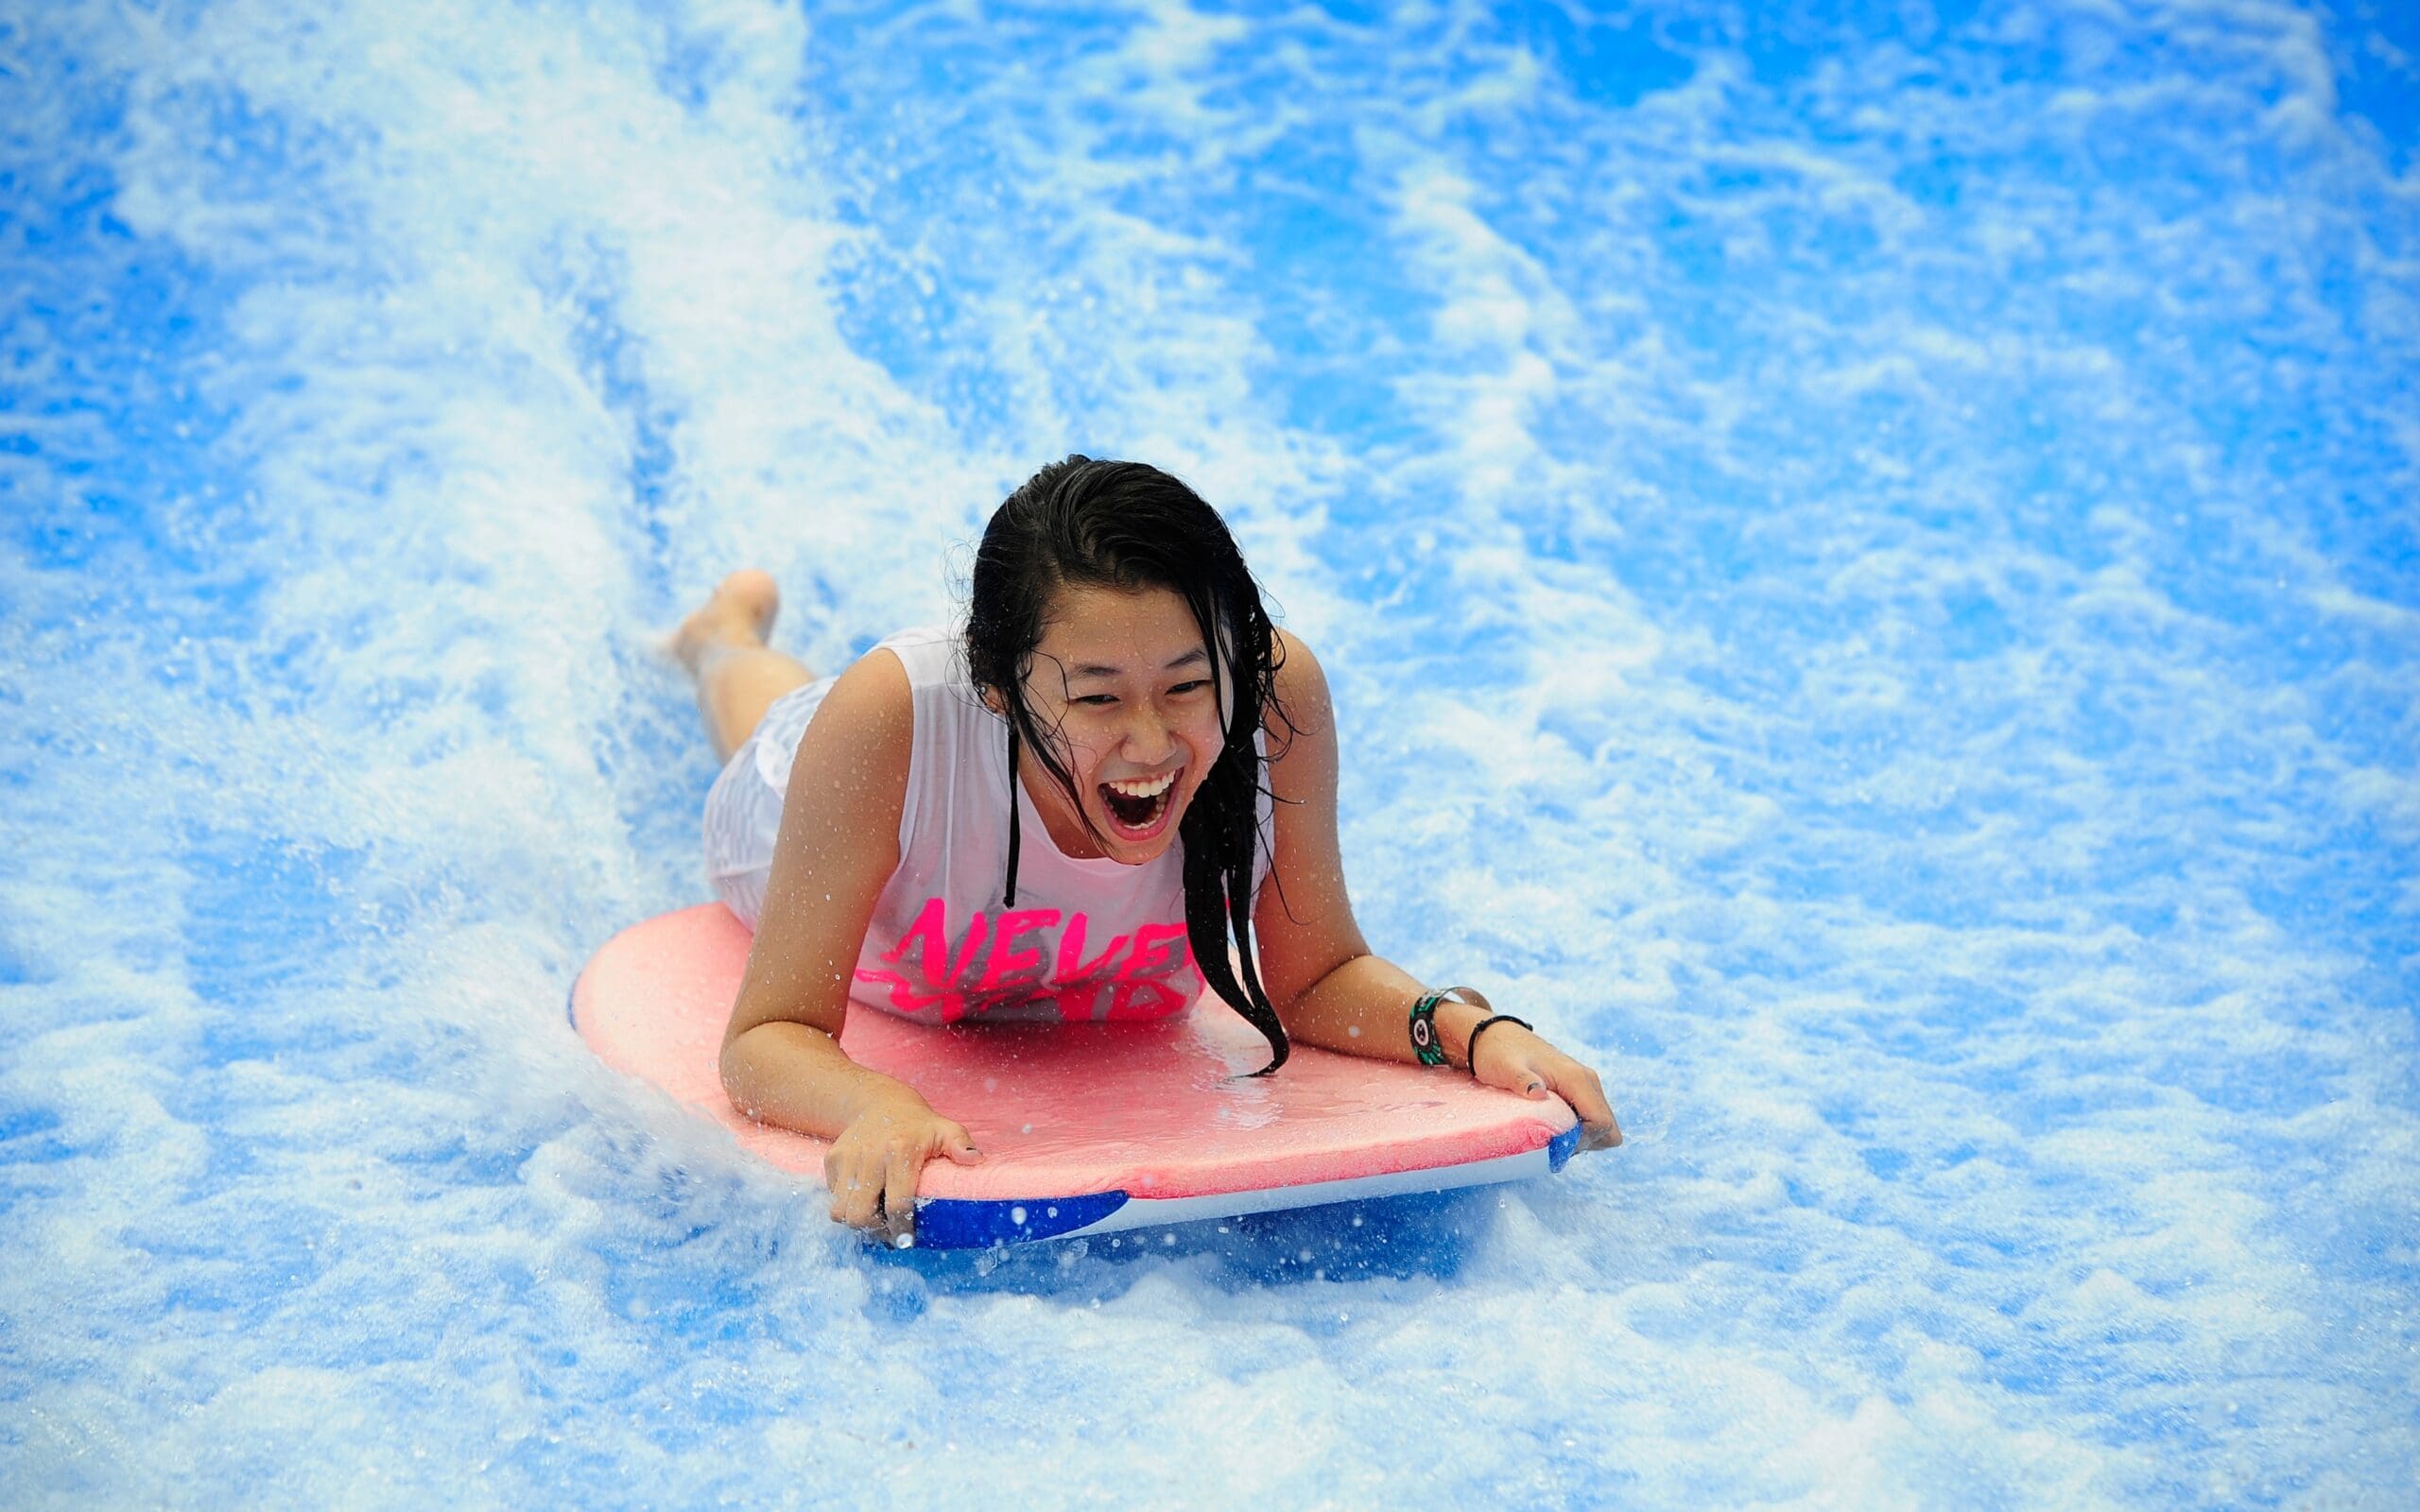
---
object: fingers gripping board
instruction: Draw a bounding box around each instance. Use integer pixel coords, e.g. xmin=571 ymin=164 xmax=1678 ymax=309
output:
xmin=571 ymin=906 xmax=1582 ymax=1249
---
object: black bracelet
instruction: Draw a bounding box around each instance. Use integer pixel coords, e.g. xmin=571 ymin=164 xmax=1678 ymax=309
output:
xmin=1463 ymin=1013 xmax=1532 ymax=1079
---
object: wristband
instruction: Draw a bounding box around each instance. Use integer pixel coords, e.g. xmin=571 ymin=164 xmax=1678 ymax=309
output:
xmin=1409 ymin=985 xmax=1494 ymax=1069
xmin=1463 ymin=1013 xmax=1533 ymax=1079
xmin=1407 ymin=991 xmax=1450 ymax=1067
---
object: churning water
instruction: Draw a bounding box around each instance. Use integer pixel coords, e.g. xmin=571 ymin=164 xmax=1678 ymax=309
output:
xmin=3 ymin=1 xmax=2415 ymax=1505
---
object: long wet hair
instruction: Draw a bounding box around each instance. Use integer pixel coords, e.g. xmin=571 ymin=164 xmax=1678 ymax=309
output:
xmin=967 ymin=456 xmax=1294 ymax=1076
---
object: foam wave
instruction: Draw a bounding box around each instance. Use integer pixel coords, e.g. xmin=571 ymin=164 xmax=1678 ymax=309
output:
xmin=3 ymin=0 xmax=2414 ymax=1504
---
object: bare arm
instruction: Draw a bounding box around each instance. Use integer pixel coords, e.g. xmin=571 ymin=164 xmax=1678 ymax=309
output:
xmin=716 ymin=648 xmax=982 ymax=1238
xmin=718 ymin=647 xmax=987 ymax=1241
xmin=1250 ymin=632 xmax=1475 ymax=1059
xmin=1253 ymin=630 xmax=1621 ymax=1148
xmin=717 ymin=648 xmax=925 ymax=1137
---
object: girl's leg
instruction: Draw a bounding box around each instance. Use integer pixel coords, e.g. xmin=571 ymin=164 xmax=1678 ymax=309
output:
xmin=672 ymin=570 xmax=815 ymax=763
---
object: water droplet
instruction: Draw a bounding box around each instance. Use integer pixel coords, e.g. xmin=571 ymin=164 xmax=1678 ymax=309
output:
xmin=1011 ymin=1206 xmax=1027 ymax=1225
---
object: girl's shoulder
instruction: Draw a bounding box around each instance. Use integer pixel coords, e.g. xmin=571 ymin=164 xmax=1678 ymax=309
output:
xmin=802 ymin=639 xmax=914 ymax=753
xmin=865 ymin=624 xmax=965 ymax=691
xmin=1267 ymin=626 xmax=1334 ymax=740
xmin=813 ymin=626 xmax=991 ymax=759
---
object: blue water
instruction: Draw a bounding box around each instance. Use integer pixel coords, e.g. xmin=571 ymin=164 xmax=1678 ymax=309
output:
xmin=4 ymin=1 xmax=2415 ymax=1504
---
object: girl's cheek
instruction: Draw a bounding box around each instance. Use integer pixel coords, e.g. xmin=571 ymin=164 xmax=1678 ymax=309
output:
xmin=1055 ymin=723 xmax=1103 ymax=770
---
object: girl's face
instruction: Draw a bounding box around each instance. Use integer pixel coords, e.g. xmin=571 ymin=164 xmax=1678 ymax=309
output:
xmin=1014 ymin=582 xmax=1228 ymax=865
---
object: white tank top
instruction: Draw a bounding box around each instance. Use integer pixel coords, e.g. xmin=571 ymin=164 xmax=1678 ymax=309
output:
xmin=743 ymin=626 xmax=1270 ymax=1024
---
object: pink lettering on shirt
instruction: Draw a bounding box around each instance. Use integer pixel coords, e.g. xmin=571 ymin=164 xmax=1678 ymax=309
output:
xmin=1109 ymin=922 xmax=1196 ymax=1019
xmin=978 ymin=908 xmax=1062 ymax=993
xmin=853 ymin=899 xmax=1200 ymax=1022
xmin=881 ymin=897 xmax=990 ymax=988
xmin=1047 ymin=911 xmax=1128 ymax=1021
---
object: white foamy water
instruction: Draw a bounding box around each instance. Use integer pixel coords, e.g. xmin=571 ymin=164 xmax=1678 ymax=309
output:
xmin=3 ymin=1 xmax=2414 ymax=1505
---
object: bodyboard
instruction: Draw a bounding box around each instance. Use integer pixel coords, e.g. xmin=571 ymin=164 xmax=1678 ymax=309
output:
xmin=571 ymin=904 xmax=1582 ymax=1248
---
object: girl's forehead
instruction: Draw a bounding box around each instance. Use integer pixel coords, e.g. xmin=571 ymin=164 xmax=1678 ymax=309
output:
xmin=1035 ymin=583 xmax=1205 ymax=668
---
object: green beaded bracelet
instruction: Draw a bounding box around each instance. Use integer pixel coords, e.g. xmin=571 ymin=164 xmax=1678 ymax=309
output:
xmin=1408 ymin=991 xmax=1450 ymax=1066
xmin=1409 ymin=985 xmax=1495 ymax=1069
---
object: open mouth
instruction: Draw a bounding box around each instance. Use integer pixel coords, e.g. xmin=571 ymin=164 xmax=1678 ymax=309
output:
xmin=1098 ymin=766 xmax=1180 ymax=840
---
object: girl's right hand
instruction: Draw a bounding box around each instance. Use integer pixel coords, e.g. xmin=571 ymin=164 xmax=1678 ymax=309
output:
xmin=822 ymin=1088 xmax=984 ymax=1246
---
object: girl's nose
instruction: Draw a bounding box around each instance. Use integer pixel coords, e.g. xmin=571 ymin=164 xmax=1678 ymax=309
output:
xmin=1120 ymin=705 xmax=1178 ymax=762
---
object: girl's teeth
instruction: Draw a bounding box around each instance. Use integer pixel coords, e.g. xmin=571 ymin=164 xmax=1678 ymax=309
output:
xmin=1100 ymin=770 xmax=1175 ymax=836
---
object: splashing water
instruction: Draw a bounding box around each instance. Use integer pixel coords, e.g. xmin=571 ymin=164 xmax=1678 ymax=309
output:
xmin=3 ymin=1 xmax=2414 ymax=1504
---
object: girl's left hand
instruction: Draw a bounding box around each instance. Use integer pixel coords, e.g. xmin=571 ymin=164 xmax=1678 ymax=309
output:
xmin=1470 ymin=1024 xmax=1623 ymax=1151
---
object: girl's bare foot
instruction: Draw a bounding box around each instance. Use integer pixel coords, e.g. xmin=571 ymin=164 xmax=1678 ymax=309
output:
xmin=670 ymin=571 xmax=815 ymax=761
xmin=670 ymin=569 xmax=782 ymax=672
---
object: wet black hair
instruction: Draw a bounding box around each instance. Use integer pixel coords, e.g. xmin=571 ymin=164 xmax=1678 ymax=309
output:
xmin=967 ymin=455 xmax=1294 ymax=1076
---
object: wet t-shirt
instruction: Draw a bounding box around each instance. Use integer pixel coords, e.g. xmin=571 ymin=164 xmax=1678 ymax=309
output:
xmin=735 ymin=626 xmax=1270 ymax=1024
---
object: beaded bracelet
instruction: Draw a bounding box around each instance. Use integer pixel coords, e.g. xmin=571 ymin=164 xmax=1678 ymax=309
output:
xmin=1407 ymin=990 xmax=1451 ymax=1066
xmin=1408 ymin=985 xmax=1496 ymax=1070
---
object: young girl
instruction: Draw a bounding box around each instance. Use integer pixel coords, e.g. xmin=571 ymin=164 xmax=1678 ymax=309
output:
xmin=673 ymin=456 xmax=1621 ymax=1244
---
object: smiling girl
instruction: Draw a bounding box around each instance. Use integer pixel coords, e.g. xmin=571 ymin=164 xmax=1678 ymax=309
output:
xmin=673 ymin=456 xmax=1621 ymax=1242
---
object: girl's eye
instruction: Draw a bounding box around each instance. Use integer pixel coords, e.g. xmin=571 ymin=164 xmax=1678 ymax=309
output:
xmin=1170 ymin=680 xmax=1210 ymax=696
xmin=1073 ymin=695 xmax=1117 ymax=707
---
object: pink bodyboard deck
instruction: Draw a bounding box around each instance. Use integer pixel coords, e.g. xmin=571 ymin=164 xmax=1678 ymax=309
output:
xmin=571 ymin=904 xmax=1582 ymax=1247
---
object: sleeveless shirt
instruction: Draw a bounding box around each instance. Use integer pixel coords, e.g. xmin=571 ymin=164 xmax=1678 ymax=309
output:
xmin=708 ymin=626 xmax=1271 ymax=1024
